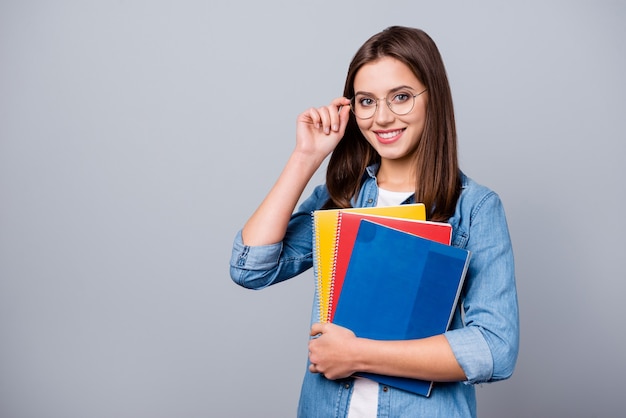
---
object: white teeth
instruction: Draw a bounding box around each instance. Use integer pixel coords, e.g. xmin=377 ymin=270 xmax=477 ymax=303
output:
xmin=378 ymin=130 xmax=402 ymax=139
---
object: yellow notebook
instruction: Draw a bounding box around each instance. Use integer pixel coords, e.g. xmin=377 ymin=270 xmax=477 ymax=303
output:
xmin=312 ymin=203 xmax=426 ymax=323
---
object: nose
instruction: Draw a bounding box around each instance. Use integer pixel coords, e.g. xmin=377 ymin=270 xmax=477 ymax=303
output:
xmin=374 ymin=99 xmax=394 ymax=124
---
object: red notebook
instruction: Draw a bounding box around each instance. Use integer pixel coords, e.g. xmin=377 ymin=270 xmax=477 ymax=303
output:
xmin=329 ymin=212 xmax=453 ymax=322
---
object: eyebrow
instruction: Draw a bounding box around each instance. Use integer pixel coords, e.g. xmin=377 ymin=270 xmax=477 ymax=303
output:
xmin=354 ymin=85 xmax=417 ymax=96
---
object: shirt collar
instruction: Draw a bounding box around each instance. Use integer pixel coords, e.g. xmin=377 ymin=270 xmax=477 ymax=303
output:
xmin=365 ymin=163 xmax=380 ymax=179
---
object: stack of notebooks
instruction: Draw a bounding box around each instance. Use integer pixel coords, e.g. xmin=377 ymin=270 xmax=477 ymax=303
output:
xmin=312 ymin=204 xmax=471 ymax=397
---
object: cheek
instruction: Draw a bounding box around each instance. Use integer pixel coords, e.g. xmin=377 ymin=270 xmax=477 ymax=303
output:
xmin=356 ymin=118 xmax=371 ymax=131
xmin=356 ymin=119 xmax=372 ymax=139
xmin=404 ymin=112 xmax=426 ymax=132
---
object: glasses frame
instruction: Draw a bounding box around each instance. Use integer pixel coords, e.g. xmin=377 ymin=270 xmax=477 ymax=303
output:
xmin=350 ymin=88 xmax=428 ymax=120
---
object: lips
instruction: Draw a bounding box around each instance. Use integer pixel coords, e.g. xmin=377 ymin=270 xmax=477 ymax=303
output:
xmin=374 ymin=128 xmax=405 ymax=144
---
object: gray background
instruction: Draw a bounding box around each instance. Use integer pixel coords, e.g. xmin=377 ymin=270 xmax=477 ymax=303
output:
xmin=1 ymin=1 xmax=624 ymax=417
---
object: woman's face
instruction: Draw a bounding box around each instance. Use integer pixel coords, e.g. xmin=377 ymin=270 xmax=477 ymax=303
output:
xmin=352 ymin=56 xmax=428 ymax=166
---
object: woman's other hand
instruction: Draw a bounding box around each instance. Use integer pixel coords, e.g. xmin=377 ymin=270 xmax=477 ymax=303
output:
xmin=308 ymin=322 xmax=359 ymax=380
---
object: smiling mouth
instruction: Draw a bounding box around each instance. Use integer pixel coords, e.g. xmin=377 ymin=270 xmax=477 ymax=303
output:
xmin=375 ymin=129 xmax=405 ymax=143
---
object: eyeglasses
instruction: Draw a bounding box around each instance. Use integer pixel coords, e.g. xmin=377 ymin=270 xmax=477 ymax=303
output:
xmin=350 ymin=88 xmax=428 ymax=120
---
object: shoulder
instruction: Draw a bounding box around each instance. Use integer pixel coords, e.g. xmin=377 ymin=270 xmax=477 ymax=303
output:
xmin=457 ymin=172 xmax=501 ymax=214
xmin=450 ymin=172 xmax=509 ymax=247
xmin=298 ymin=169 xmax=379 ymax=212
xmin=295 ymin=184 xmax=331 ymax=214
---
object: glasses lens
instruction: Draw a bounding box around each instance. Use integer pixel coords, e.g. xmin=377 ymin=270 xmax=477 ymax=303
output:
xmin=351 ymin=91 xmax=420 ymax=119
xmin=351 ymin=94 xmax=377 ymax=119
xmin=387 ymin=92 xmax=415 ymax=116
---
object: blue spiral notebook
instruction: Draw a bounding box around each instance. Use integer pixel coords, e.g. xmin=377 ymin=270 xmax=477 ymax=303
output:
xmin=332 ymin=220 xmax=471 ymax=396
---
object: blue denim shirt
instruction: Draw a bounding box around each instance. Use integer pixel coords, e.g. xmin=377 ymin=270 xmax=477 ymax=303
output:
xmin=230 ymin=166 xmax=519 ymax=417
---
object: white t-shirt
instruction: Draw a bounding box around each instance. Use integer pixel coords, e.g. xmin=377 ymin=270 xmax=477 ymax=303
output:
xmin=346 ymin=187 xmax=413 ymax=418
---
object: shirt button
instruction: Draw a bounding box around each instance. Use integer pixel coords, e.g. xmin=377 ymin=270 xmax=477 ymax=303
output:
xmin=344 ymin=383 xmax=351 ymax=389
xmin=367 ymin=198 xmax=373 ymax=204
xmin=382 ymin=386 xmax=389 ymax=392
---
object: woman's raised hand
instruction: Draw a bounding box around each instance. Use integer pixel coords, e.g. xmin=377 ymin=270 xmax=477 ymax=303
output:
xmin=241 ymin=98 xmax=350 ymax=246
xmin=295 ymin=97 xmax=351 ymax=161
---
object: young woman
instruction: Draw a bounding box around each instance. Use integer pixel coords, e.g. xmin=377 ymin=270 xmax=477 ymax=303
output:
xmin=230 ymin=26 xmax=519 ymax=417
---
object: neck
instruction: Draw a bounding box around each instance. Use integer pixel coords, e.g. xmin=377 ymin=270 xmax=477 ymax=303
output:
xmin=376 ymin=159 xmax=416 ymax=192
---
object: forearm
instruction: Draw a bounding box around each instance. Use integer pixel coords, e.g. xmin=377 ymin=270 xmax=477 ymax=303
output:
xmin=242 ymin=150 xmax=324 ymax=246
xmin=309 ymin=323 xmax=467 ymax=382
xmin=352 ymin=334 xmax=466 ymax=382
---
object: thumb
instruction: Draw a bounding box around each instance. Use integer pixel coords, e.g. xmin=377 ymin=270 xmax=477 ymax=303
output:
xmin=310 ymin=322 xmax=325 ymax=337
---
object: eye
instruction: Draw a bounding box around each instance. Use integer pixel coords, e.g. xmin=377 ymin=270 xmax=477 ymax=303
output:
xmin=390 ymin=92 xmax=412 ymax=103
xmin=357 ymin=95 xmax=376 ymax=107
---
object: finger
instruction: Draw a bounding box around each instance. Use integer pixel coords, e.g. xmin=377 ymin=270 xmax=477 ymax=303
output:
xmin=337 ymin=102 xmax=351 ymax=133
xmin=328 ymin=97 xmax=351 ymax=132
xmin=330 ymin=96 xmax=351 ymax=108
xmin=305 ymin=108 xmax=323 ymax=130
xmin=329 ymin=111 xmax=342 ymax=133
xmin=327 ymin=105 xmax=341 ymax=133
xmin=310 ymin=322 xmax=324 ymax=337
xmin=316 ymin=106 xmax=333 ymax=134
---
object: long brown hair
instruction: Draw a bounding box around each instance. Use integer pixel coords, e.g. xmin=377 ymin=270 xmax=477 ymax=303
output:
xmin=324 ymin=26 xmax=461 ymax=221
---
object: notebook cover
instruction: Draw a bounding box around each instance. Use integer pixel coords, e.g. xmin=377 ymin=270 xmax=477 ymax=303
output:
xmin=332 ymin=220 xmax=470 ymax=396
xmin=329 ymin=213 xmax=452 ymax=322
xmin=312 ymin=204 xmax=425 ymax=323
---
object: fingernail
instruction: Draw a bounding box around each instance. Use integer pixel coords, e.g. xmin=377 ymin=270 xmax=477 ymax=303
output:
xmin=324 ymin=127 xmax=330 ymax=134
xmin=332 ymin=124 xmax=338 ymax=132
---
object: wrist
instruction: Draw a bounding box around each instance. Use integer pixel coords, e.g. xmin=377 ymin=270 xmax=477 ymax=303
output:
xmin=288 ymin=149 xmax=325 ymax=174
xmin=350 ymin=337 xmax=372 ymax=374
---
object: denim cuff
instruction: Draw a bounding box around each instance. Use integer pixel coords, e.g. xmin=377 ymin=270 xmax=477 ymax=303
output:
xmin=230 ymin=230 xmax=283 ymax=270
xmin=445 ymin=326 xmax=494 ymax=384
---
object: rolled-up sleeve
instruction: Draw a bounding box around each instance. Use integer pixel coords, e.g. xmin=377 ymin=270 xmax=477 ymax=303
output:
xmin=229 ymin=185 xmax=329 ymax=290
xmin=445 ymin=190 xmax=519 ymax=384
xmin=445 ymin=326 xmax=494 ymax=383
xmin=230 ymin=231 xmax=285 ymax=289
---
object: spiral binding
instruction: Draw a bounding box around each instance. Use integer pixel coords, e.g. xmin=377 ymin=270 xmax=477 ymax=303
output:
xmin=327 ymin=211 xmax=343 ymax=323
xmin=312 ymin=209 xmax=343 ymax=323
xmin=312 ymin=211 xmax=323 ymax=323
